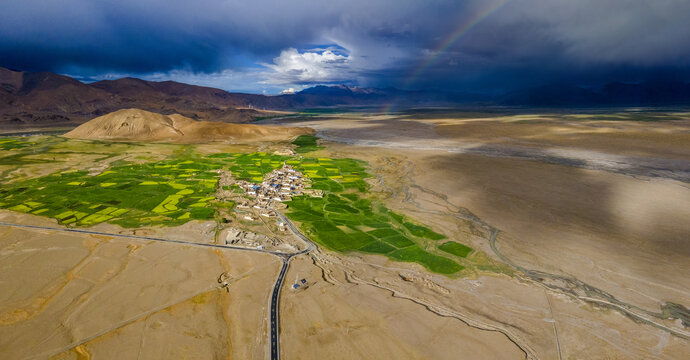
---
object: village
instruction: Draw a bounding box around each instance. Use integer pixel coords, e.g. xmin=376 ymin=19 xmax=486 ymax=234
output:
xmin=234 ymin=163 xmax=322 ymax=221
xmin=216 ymin=163 xmax=322 ymax=252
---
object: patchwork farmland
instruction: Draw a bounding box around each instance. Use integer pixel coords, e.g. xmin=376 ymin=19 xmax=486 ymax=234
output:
xmin=0 ymin=136 xmax=471 ymax=274
xmin=0 ymin=158 xmax=223 ymax=227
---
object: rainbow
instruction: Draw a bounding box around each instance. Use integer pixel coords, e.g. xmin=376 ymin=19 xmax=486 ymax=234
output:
xmin=382 ymin=0 xmax=511 ymax=113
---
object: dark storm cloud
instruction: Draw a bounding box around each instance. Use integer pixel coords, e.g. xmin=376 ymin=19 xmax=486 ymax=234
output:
xmin=1 ymin=0 xmax=689 ymax=92
xmin=403 ymin=0 xmax=690 ymax=91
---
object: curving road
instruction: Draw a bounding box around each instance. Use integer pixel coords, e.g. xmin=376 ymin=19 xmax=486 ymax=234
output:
xmin=275 ymin=211 xmax=315 ymax=254
xmin=268 ymin=210 xmax=315 ymax=359
xmin=0 ymin=209 xmax=317 ymax=360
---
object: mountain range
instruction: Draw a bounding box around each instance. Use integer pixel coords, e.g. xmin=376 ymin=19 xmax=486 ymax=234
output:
xmin=1 ymin=66 xmax=689 ymax=128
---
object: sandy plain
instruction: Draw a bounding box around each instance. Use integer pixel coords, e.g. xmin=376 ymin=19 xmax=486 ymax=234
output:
xmin=0 ymin=210 xmax=281 ymax=360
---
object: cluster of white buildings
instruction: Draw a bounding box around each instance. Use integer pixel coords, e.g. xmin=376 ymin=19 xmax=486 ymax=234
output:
xmin=215 ymin=164 xmax=320 ymax=252
xmin=235 ymin=164 xmax=323 ymax=221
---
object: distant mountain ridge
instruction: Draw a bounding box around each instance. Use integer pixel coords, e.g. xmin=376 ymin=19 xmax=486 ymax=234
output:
xmin=1 ymin=66 xmax=689 ymax=128
xmin=0 ymin=67 xmax=277 ymax=127
xmin=298 ymin=84 xmax=389 ymax=95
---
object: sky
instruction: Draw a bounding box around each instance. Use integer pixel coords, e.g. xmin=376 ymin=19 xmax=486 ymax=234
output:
xmin=1 ymin=0 xmax=690 ymax=94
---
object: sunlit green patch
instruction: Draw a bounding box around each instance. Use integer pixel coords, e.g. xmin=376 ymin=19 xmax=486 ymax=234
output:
xmin=403 ymin=222 xmax=446 ymax=240
xmin=285 ymin=179 xmax=461 ymax=274
xmin=111 ymin=208 xmax=129 ymax=216
xmin=152 ymin=194 xmax=183 ymax=213
xmin=0 ymin=154 xmax=225 ymax=227
xmin=367 ymin=228 xmax=400 ymax=238
xmin=385 ymin=210 xmax=445 ymax=240
xmin=0 ymin=137 xmax=35 ymax=151
xmin=388 ymin=247 xmax=464 ymax=274
xmin=439 ymin=241 xmax=473 ymax=258
xmin=382 ymin=235 xmax=415 ymax=248
xmin=168 ymin=182 xmax=188 ymax=190
xmin=9 ymin=204 xmax=32 ymax=212
xmin=81 ymin=213 xmax=113 ymax=225
xmin=293 ymin=135 xmax=323 ymax=153
xmin=25 ymin=201 xmax=43 ymax=208
xmin=55 ymin=211 xmax=75 ymax=220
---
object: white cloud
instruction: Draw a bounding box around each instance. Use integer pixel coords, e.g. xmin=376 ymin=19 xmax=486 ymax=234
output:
xmin=261 ymin=47 xmax=353 ymax=85
xmin=281 ymin=87 xmax=296 ymax=94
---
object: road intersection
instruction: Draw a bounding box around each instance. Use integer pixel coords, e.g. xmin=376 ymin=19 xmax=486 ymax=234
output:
xmin=0 ymin=208 xmax=315 ymax=360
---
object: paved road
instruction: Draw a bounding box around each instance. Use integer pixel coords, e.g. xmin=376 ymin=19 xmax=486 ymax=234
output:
xmin=1 ymin=210 xmax=318 ymax=360
xmin=267 ymin=209 xmax=315 ymax=359
xmin=1 ymin=203 xmax=317 ymax=360
xmin=276 ymin=212 xmax=315 ymax=253
xmin=0 ymin=221 xmax=284 ymax=255
xmin=270 ymin=258 xmax=289 ymax=360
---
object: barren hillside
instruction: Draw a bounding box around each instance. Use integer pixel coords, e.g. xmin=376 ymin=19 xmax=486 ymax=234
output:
xmin=64 ymin=108 xmax=314 ymax=143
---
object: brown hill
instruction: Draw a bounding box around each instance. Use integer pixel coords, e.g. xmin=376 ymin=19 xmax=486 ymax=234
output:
xmin=64 ymin=109 xmax=314 ymax=143
xmin=0 ymin=67 xmax=292 ymax=129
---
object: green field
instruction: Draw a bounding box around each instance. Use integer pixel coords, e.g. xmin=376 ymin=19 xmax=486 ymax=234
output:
xmin=439 ymin=241 xmax=473 ymax=258
xmin=0 ymin=136 xmax=472 ymax=274
xmin=286 ymin=194 xmax=463 ymax=274
xmin=0 ymin=148 xmax=369 ymax=228
xmin=284 ymin=155 xmax=467 ymax=274
xmin=0 ymin=136 xmax=58 ymax=166
xmin=1 ymin=149 xmax=291 ymax=227
xmin=0 ymin=157 xmax=223 ymax=227
xmin=209 ymin=152 xmax=289 ymax=181
xmin=292 ymin=135 xmax=323 ymax=153
xmin=0 ymin=137 xmax=35 ymax=151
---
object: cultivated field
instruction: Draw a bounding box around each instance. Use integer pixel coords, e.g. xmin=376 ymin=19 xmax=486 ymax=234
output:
xmin=0 ymin=134 xmax=470 ymax=275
